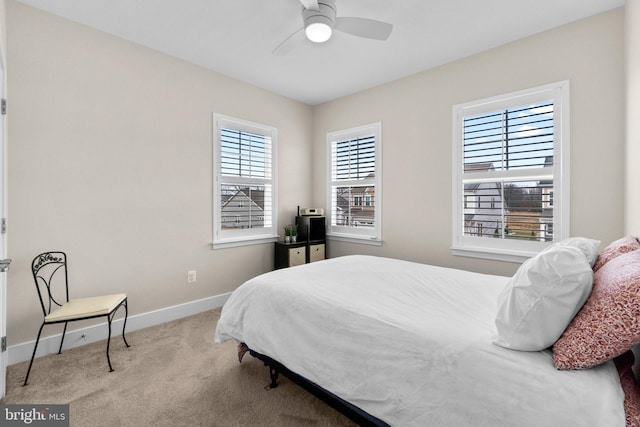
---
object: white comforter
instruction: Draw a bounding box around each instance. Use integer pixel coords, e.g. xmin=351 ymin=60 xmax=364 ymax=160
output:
xmin=215 ymin=255 xmax=625 ymax=426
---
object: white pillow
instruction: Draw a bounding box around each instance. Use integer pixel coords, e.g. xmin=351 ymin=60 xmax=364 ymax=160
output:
xmin=494 ymin=246 xmax=594 ymax=351
xmin=542 ymin=237 xmax=601 ymax=268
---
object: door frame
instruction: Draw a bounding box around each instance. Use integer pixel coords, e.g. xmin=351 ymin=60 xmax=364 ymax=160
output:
xmin=0 ymin=22 xmax=8 ymax=399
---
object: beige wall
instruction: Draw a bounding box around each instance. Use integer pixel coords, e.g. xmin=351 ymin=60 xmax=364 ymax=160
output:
xmin=6 ymin=1 xmax=312 ymax=344
xmin=627 ymin=2 xmax=640 ymax=236
xmin=0 ymin=1 xmax=5 ymax=62
xmin=5 ymin=2 xmax=629 ymax=346
xmin=312 ymin=9 xmax=626 ymax=277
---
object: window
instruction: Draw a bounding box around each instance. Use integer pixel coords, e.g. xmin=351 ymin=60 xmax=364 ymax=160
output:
xmin=213 ymin=114 xmax=277 ymax=248
xmin=452 ymin=81 xmax=569 ymax=262
xmin=327 ymin=122 xmax=382 ymax=244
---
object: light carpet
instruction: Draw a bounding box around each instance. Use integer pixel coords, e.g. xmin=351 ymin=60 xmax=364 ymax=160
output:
xmin=2 ymin=308 xmax=355 ymax=426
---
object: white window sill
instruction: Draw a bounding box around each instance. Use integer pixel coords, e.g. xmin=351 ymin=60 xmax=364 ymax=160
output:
xmin=327 ymin=233 xmax=383 ymax=246
xmin=212 ymin=235 xmax=278 ymax=250
xmin=451 ymin=245 xmax=536 ymax=263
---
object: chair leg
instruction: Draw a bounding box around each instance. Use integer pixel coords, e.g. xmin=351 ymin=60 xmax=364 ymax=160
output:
xmin=106 ymin=300 xmax=130 ymax=373
xmin=122 ymin=299 xmax=130 ymax=348
xmin=106 ymin=316 xmax=114 ymax=372
xmin=58 ymin=322 xmax=68 ymax=354
xmin=24 ymin=323 xmax=45 ymax=387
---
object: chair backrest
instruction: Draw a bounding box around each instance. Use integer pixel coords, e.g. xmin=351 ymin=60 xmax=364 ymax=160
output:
xmin=31 ymin=251 xmax=69 ymax=317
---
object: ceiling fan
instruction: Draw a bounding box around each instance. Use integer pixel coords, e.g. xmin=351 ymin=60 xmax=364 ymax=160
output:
xmin=273 ymin=0 xmax=393 ymax=55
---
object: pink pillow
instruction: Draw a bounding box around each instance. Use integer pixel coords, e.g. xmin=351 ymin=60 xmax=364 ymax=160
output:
xmin=553 ymin=250 xmax=640 ymax=369
xmin=615 ymin=351 xmax=640 ymax=427
xmin=593 ymin=235 xmax=640 ymax=272
xmin=619 ymin=369 xmax=640 ymax=427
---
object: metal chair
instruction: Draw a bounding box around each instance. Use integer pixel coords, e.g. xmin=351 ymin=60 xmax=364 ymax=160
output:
xmin=24 ymin=251 xmax=130 ymax=386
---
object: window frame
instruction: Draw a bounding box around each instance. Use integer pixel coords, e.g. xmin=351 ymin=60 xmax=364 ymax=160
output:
xmin=326 ymin=122 xmax=383 ymax=246
xmin=451 ymin=81 xmax=570 ymax=263
xmin=212 ymin=113 xmax=278 ymax=249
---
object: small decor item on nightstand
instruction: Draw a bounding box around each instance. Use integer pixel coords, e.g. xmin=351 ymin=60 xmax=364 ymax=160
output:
xmin=284 ymin=224 xmax=298 ymax=243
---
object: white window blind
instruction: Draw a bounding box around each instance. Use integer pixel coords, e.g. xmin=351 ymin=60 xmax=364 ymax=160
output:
xmin=463 ymin=102 xmax=554 ymax=241
xmin=464 ymin=102 xmax=554 ymax=172
xmin=327 ymin=123 xmax=382 ymax=243
xmin=220 ymin=128 xmax=271 ymax=180
xmin=452 ymin=82 xmax=569 ymax=262
xmin=213 ymin=114 xmax=277 ymax=248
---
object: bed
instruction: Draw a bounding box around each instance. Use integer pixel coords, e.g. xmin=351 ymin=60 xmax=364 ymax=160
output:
xmin=215 ymin=237 xmax=640 ymax=426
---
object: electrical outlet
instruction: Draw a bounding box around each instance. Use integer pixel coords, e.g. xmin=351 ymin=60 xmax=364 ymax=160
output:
xmin=187 ymin=270 xmax=197 ymax=283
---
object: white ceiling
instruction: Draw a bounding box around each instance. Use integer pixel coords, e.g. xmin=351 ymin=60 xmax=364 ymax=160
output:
xmin=15 ymin=0 xmax=624 ymax=105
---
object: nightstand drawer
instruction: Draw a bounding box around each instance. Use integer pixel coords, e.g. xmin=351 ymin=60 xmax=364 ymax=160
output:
xmin=309 ymin=243 xmax=325 ymax=263
xmin=275 ymin=242 xmax=307 ymax=269
xmin=288 ymin=246 xmax=306 ymax=266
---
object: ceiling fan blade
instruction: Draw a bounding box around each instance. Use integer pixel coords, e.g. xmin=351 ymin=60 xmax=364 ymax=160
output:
xmin=273 ymin=27 xmax=306 ymax=55
xmin=334 ymin=17 xmax=393 ymax=41
xmin=299 ymin=0 xmax=320 ymax=11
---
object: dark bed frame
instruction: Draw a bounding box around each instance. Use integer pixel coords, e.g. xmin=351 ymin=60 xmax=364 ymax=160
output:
xmin=249 ymin=349 xmax=390 ymax=427
xmin=251 ymin=346 xmax=640 ymax=426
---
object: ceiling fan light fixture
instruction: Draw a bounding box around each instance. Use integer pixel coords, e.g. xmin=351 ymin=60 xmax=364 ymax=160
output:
xmin=305 ymin=21 xmax=332 ymax=43
xmin=273 ymin=0 xmax=392 ymax=55
xmin=302 ymin=0 xmax=336 ymax=43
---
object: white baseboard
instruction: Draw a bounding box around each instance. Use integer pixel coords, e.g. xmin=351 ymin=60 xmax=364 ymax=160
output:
xmin=8 ymin=292 xmax=232 ymax=366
